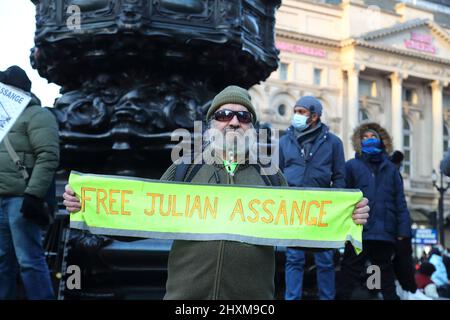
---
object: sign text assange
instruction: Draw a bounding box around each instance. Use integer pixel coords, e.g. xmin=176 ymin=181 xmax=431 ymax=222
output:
xmin=69 ymin=172 xmax=363 ymax=250
xmin=80 ymin=186 xmax=334 ymax=227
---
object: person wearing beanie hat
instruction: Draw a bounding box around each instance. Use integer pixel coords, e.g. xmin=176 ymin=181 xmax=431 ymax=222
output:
xmin=294 ymin=95 xmax=323 ymax=116
xmin=290 ymin=95 xmax=323 ymax=145
xmin=0 ymin=65 xmax=59 ymax=299
xmin=63 ymin=86 xmax=370 ymax=300
xmin=206 ymin=85 xmax=256 ymax=123
xmin=0 ymin=65 xmax=32 ymax=92
xmin=203 ymin=85 xmax=261 ymax=166
xmin=279 ymin=95 xmax=348 ymax=300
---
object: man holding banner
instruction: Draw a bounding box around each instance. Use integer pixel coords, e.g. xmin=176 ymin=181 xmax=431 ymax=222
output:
xmin=0 ymin=66 xmax=59 ymax=299
xmin=63 ymin=85 xmax=370 ymax=300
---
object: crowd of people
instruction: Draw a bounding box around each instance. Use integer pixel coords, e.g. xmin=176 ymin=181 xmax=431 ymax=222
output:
xmin=409 ymin=245 xmax=450 ymax=299
xmin=278 ymin=93 xmax=449 ymax=300
xmin=0 ymin=64 xmax=448 ymax=300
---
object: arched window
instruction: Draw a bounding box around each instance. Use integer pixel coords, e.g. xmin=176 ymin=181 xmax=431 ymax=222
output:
xmin=278 ymin=104 xmax=286 ymax=116
xmin=403 ymin=118 xmax=412 ymax=175
xmin=444 ymin=124 xmax=449 ymax=153
xmin=269 ymin=92 xmax=295 ymax=125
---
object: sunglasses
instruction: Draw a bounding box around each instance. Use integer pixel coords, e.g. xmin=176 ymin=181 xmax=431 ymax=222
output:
xmin=213 ymin=109 xmax=253 ymax=124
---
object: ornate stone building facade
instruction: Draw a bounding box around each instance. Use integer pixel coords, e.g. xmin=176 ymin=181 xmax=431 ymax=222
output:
xmin=250 ymin=0 xmax=450 ymax=244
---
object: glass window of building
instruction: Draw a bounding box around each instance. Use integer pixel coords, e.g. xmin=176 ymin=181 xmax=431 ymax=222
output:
xmin=444 ymin=94 xmax=450 ymax=109
xmin=444 ymin=124 xmax=449 ymax=153
xmin=279 ymin=63 xmax=288 ymax=81
xmin=403 ymin=118 xmax=412 ymax=175
xmin=359 ymin=79 xmax=371 ymax=97
xmin=371 ymin=81 xmax=378 ymax=98
xmin=359 ymin=79 xmax=377 ymax=98
xmin=278 ymin=104 xmax=286 ymax=116
xmin=403 ymin=88 xmax=418 ymax=105
xmin=359 ymin=109 xmax=369 ymax=122
xmin=313 ymin=68 xmax=322 ymax=86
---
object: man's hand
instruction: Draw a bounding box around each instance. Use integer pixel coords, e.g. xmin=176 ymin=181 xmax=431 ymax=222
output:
xmin=352 ymin=197 xmax=369 ymax=225
xmin=63 ymin=184 xmax=81 ymax=213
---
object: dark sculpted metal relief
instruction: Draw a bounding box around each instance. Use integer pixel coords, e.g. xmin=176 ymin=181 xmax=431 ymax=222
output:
xmin=31 ymin=0 xmax=280 ymax=177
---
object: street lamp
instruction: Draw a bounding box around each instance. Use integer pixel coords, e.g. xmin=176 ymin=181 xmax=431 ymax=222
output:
xmin=431 ymin=169 xmax=450 ymax=246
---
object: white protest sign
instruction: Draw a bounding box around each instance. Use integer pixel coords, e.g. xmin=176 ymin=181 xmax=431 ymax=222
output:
xmin=0 ymin=82 xmax=32 ymax=143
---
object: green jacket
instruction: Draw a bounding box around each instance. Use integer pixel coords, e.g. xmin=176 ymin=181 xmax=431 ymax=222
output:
xmin=0 ymin=95 xmax=59 ymax=198
xmin=161 ymin=155 xmax=287 ymax=300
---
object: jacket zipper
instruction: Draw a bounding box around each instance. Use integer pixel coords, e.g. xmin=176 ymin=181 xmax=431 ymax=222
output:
xmin=212 ymin=240 xmax=225 ymax=299
xmin=212 ymin=164 xmax=238 ymax=299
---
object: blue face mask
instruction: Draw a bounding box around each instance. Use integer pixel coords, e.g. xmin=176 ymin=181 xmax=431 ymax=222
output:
xmin=292 ymin=114 xmax=309 ymax=130
xmin=361 ymin=138 xmax=382 ymax=154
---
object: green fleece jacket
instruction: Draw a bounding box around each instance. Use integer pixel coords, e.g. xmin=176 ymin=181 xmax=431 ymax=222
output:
xmin=0 ymin=95 xmax=59 ymax=198
xmin=161 ymin=157 xmax=287 ymax=300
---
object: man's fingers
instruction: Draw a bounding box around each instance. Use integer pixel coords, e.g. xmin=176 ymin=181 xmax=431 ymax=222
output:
xmin=63 ymin=191 xmax=78 ymax=202
xmin=353 ymin=219 xmax=367 ymax=225
xmin=353 ymin=210 xmax=368 ymax=218
xmin=63 ymin=199 xmax=80 ymax=206
xmin=63 ymin=199 xmax=81 ymax=209
xmin=65 ymin=184 xmax=75 ymax=195
xmin=67 ymin=207 xmax=81 ymax=214
xmin=63 ymin=183 xmax=81 ymax=214
xmin=354 ymin=205 xmax=370 ymax=215
xmin=63 ymin=204 xmax=81 ymax=211
xmin=356 ymin=197 xmax=368 ymax=208
xmin=63 ymin=194 xmax=79 ymax=203
xmin=352 ymin=210 xmax=369 ymax=225
xmin=353 ymin=212 xmax=369 ymax=219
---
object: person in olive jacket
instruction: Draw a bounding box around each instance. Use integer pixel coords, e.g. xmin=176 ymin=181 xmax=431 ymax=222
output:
xmin=62 ymin=86 xmax=370 ymax=300
xmin=338 ymin=122 xmax=411 ymax=300
xmin=0 ymin=66 xmax=59 ymax=299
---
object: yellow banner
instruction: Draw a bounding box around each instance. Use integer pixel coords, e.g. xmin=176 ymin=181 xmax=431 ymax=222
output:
xmin=69 ymin=171 xmax=363 ymax=252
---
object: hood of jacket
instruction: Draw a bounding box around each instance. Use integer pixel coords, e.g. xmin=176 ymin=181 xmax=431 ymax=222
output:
xmin=352 ymin=122 xmax=393 ymax=155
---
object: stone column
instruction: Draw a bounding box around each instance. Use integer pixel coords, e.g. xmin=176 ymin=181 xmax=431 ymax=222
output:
xmin=389 ymin=72 xmax=407 ymax=152
xmin=431 ymin=80 xmax=444 ymax=172
xmin=345 ymin=64 xmax=364 ymax=158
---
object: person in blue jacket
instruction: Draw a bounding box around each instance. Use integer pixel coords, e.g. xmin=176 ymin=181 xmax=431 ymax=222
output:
xmin=279 ymin=96 xmax=346 ymax=300
xmin=338 ymin=122 xmax=411 ymax=300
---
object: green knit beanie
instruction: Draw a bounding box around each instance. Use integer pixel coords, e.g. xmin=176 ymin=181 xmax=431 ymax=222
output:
xmin=206 ymin=85 xmax=257 ymax=123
